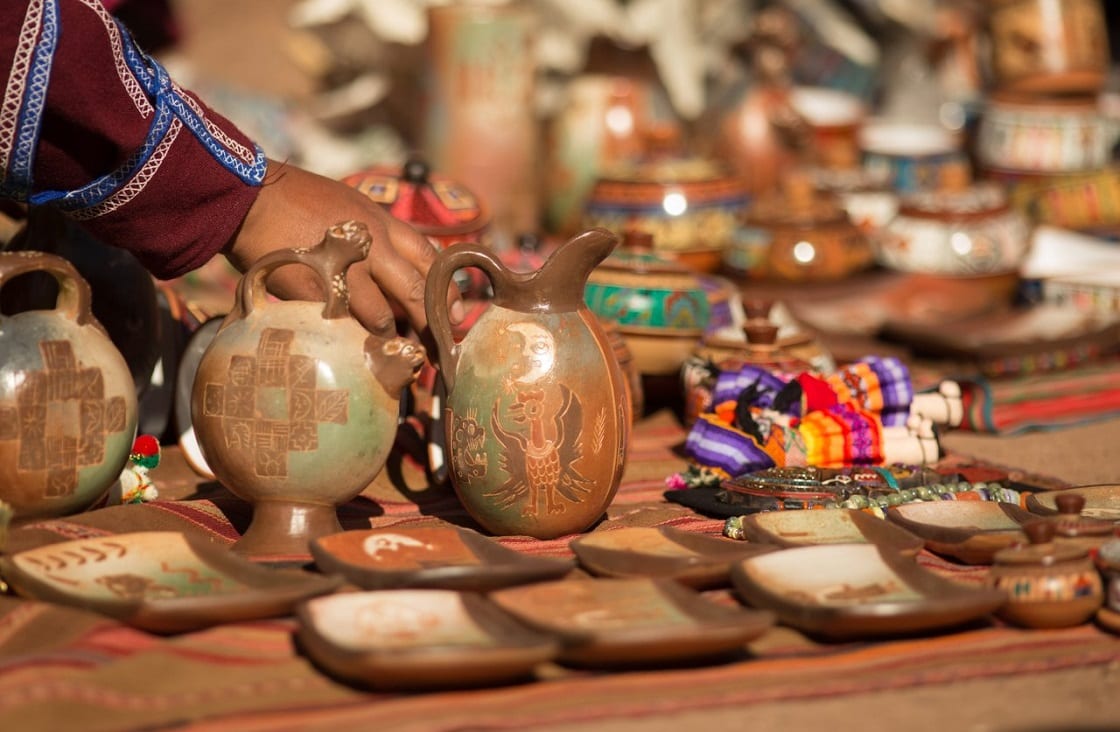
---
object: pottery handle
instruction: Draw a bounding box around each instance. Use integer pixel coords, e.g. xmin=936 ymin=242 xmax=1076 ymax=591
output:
xmin=238 ymin=221 xmax=372 ymax=322
xmin=424 ymin=242 xmax=510 ymax=392
xmin=0 ymin=252 xmax=95 ymax=327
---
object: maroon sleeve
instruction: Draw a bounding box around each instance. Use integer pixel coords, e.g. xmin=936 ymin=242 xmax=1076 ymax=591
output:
xmin=0 ymin=0 xmax=266 ymax=279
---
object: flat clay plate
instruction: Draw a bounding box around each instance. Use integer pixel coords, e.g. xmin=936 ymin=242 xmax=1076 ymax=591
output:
xmin=739 ymin=509 xmax=925 ymax=555
xmin=1027 ymin=485 xmax=1120 ymax=523
xmin=296 ymin=589 xmax=560 ymax=690
xmin=490 ymin=577 xmax=774 ymax=667
xmin=310 ymin=526 xmax=574 ymax=591
xmin=569 ymin=526 xmax=776 ymax=588
xmin=730 ymin=543 xmax=1006 ymax=639
xmin=885 ymin=501 xmax=1036 ymax=564
xmin=0 ymin=531 xmax=341 ymax=633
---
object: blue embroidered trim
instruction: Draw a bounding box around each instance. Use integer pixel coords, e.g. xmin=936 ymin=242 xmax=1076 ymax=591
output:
xmin=21 ymin=12 xmax=265 ymax=212
xmin=0 ymin=0 xmax=59 ymax=200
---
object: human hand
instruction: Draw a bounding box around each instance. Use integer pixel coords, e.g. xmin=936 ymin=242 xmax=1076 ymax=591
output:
xmin=226 ymin=159 xmax=463 ymax=337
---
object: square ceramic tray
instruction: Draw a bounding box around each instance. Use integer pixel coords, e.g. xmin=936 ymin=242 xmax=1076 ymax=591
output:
xmin=0 ymin=531 xmax=342 ymax=633
xmin=309 ymin=526 xmax=574 ymax=591
xmin=569 ymin=526 xmax=776 ymax=589
xmin=1027 ymin=485 xmax=1120 ymax=522
xmin=885 ymin=501 xmax=1037 ymax=564
xmin=489 ymin=576 xmax=774 ymax=668
xmin=730 ymin=543 xmax=1006 ymax=639
xmin=737 ymin=509 xmax=925 ymax=555
xmin=296 ymin=589 xmax=561 ymax=690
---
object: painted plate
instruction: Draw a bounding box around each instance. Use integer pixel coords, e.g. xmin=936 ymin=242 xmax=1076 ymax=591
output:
xmin=885 ymin=501 xmax=1037 ymax=564
xmin=310 ymin=526 xmax=574 ymax=592
xmin=0 ymin=531 xmax=342 ymax=633
xmin=490 ymin=577 xmax=774 ymax=667
xmin=569 ymin=526 xmax=776 ymax=588
xmin=730 ymin=543 xmax=1006 ymax=639
xmin=1027 ymin=485 xmax=1120 ymax=523
xmin=296 ymin=589 xmax=560 ymax=690
xmin=739 ymin=509 xmax=925 ymax=555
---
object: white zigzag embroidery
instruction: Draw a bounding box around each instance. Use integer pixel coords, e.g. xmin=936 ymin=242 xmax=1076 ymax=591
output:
xmin=75 ymin=0 xmax=152 ymax=117
xmin=173 ymin=83 xmax=257 ymax=164
xmin=0 ymin=0 xmax=46 ymax=182
xmin=70 ymin=117 xmax=182 ymax=220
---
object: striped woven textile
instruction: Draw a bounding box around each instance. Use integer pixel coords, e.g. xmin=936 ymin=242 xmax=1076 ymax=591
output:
xmin=1 ymin=412 xmax=1116 ymax=731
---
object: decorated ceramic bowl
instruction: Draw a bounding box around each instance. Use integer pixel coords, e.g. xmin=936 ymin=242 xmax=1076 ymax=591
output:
xmin=859 ymin=120 xmax=967 ymax=193
xmin=582 ymin=157 xmax=750 ymax=273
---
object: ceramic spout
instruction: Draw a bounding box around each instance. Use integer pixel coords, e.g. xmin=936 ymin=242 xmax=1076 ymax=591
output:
xmin=365 ymin=335 xmax=426 ymax=396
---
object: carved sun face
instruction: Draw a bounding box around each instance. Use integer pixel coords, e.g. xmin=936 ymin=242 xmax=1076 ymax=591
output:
xmin=506 ymin=322 xmax=555 ymax=385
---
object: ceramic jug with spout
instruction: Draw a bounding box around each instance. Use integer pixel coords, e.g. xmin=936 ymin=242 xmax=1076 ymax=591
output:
xmin=425 ymin=228 xmax=630 ymax=539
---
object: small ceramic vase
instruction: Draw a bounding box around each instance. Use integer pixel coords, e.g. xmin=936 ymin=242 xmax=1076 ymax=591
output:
xmin=0 ymin=252 xmax=137 ymax=520
xmin=1046 ymin=492 xmax=1117 ymax=554
xmin=874 ymin=165 xmax=1032 ymax=276
xmin=978 ymin=93 xmax=1119 ymax=174
xmin=584 ymin=230 xmax=712 ymax=376
xmin=192 ymin=222 xmax=425 ymax=558
xmin=988 ymin=521 xmax=1103 ymax=629
xmin=581 ymin=155 xmax=751 ymax=273
xmin=736 ymin=174 xmax=873 ymax=281
xmin=425 ymin=228 xmax=630 ymax=540
xmin=987 ymin=0 xmax=1110 ymax=95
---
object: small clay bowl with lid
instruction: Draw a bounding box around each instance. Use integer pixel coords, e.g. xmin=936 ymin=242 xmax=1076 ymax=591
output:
xmin=987 ymin=521 xmax=1103 ymax=629
xmin=873 ymin=164 xmax=1032 ymax=276
xmin=1044 ymin=492 xmax=1118 ymax=554
xmin=733 ymin=174 xmax=873 ymax=282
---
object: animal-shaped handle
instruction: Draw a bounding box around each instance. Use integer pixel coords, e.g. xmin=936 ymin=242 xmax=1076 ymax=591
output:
xmin=0 ymin=251 xmax=96 ymax=328
xmin=234 ymin=220 xmax=372 ymax=323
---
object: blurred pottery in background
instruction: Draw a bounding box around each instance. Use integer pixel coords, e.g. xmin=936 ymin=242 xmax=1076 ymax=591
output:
xmin=987 ymin=521 xmax=1103 ymax=629
xmin=192 ymin=223 xmax=425 ymax=559
xmin=0 ymin=252 xmax=137 ymax=520
xmin=986 ymin=165 xmax=1120 ymax=236
xmin=977 ymin=93 xmax=1119 ymax=174
xmin=860 ymin=120 xmax=967 ymax=193
xmin=733 ymin=174 xmax=873 ymax=281
xmin=986 ymin=0 xmax=1110 ymax=96
xmin=874 ymin=165 xmax=1032 ymax=276
xmin=425 ymin=228 xmax=630 ymax=539
xmin=582 ymin=157 xmax=750 ymax=274
xmin=788 ymin=85 xmax=867 ymax=171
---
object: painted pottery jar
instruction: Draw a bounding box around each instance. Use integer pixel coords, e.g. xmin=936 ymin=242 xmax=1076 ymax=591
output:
xmin=192 ymin=222 xmax=425 ymax=558
xmin=874 ymin=169 xmax=1033 ymax=276
xmin=987 ymin=0 xmax=1110 ymax=95
xmin=977 ymin=92 xmax=1119 ymax=174
xmin=584 ymin=231 xmax=713 ymax=376
xmin=859 ymin=120 xmax=967 ymax=193
xmin=988 ymin=520 xmax=1103 ymax=628
xmin=425 ymin=228 xmax=630 ymax=540
xmin=581 ymin=156 xmax=751 ymax=273
xmin=987 ymin=164 xmax=1120 ymax=235
xmin=0 ymin=252 xmax=137 ymax=520
xmin=737 ymin=175 xmax=873 ymax=281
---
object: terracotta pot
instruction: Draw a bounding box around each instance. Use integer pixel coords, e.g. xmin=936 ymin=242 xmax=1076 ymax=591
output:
xmin=987 ymin=0 xmax=1111 ymax=95
xmin=192 ymin=222 xmax=425 ymax=558
xmin=978 ymin=92 xmax=1119 ymax=174
xmin=0 ymin=252 xmax=138 ymax=520
xmin=425 ymin=228 xmax=630 ymax=539
xmin=582 ymin=157 xmax=750 ymax=273
xmin=988 ymin=521 xmax=1103 ymax=628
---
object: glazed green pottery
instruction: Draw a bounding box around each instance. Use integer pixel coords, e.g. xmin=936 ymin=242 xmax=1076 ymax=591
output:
xmin=0 ymin=252 xmax=137 ymax=520
xmin=191 ymin=222 xmax=425 ymax=558
xmin=425 ymin=228 xmax=631 ymax=539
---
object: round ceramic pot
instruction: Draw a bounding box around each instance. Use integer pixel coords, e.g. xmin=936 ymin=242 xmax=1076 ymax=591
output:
xmin=737 ymin=182 xmax=873 ymax=282
xmin=425 ymin=228 xmax=630 ymax=540
xmin=874 ymin=182 xmax=1033 ymax=276
xmin=978 ymin=93 xmax=1119 ymax=174
xmin=0 ymin=252 xmax=138 ymax=520
xmin=192 ymin=223 xmax=425 ymax=557
xmin=585 ymin=232 xmax=713 ymax=376
xmin=987 ymin=0 xmax=1110 ymax=95
xmin=582 ymin=157 xmax=750 ymax=273
xmin=807 ymin=166 xmax=899 ymax=235
xmin=859 ymin=120 xmax=968 ymax=193
xmin=988 ymin=521 xmax=1103 ymax=628
xmin=986 ymin=165 xmax=1120 ymax=234
xmin=788 ymin=86 xmax=867 ymax=170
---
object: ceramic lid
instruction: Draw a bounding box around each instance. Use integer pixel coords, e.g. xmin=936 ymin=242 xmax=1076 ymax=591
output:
xmin=1050 ymin=493 xmax=1116 ymax=537
xmin=696 ymin=300 xmax=814 ymax=370
xmin=993 ymin=521 xmax=1088 ymax=566
xmin=342 ymin=156 xmax=488 ymax=238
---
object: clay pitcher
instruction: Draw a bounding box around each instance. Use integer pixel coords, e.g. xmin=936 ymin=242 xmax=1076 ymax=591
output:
xmin=0 ymin=252 xmax=138 ymax=520
xmin=192 ymin=222 xmax=425 ymax=559
xmin=425 ymin=228 xmax=630 ymax=539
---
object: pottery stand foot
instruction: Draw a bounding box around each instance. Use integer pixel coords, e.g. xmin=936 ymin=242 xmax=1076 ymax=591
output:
xmin=233 ymin=501 xmax=344 ymax=561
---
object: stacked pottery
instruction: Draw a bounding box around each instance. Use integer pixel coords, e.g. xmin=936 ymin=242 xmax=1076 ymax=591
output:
xmin=978 ymin=0 xmax=1119 ymax=235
